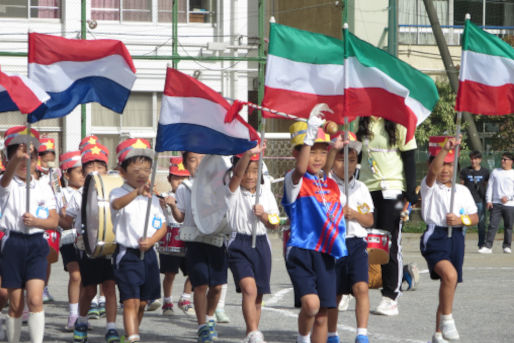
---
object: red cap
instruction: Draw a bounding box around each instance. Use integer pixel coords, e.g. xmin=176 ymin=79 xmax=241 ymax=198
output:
xmin=116 ymin=138 xmax=153 ymax=164
xmin=169 ymin=157 xmax=190 ymax=176
xmin=79 ymin=135 xmax=100 ymax=151
xmin=60 ymin=151 xmax=82 ymax=171
xmin=428 ymin=136 xmax=458 ymax=163
xmin=38 ymin=137 xmax=55 ymax=153
xmin=4 ymin=126 xmax=40 ymax=149
xmin=81 ymin=143 xmax=109 ymax=165
xmin=235 ymin=153 xmax=260 ymax=161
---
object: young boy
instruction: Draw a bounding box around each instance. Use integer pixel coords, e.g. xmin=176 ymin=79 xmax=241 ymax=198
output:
xmin=166 ymin=151 xmax=227 ymax=343
xmin=58 ymin=151 xmax=85 ymax=330
xmin=283 ymin=107 xmax=348 ymax=343
xmin=420 ymin=136 xmax=478 ymax=343
xmin=110 ymin=138 xmax=167 ymax=343
xmin=64 ymin=143 xmax=121 ymax=343
xmin=480 ymin=152 xmax=514 ymax=254
xmin=327 ymin=132 xmax=373 ymax=343
xmin=0 ymin=126 xmax=59 ymax=343
xmin=159 ymin=157 xmax=195 ymax=317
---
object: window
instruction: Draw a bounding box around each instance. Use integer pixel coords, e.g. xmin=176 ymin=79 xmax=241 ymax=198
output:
xmin=454 ymin=0 xmax=514 ymax=26
xmin=92 ymin=0 xmax=151 ymax=22
xmin=0 ymin=0 xmax=61 ymax=19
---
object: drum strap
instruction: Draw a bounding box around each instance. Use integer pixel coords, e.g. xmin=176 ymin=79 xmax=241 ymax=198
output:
xmin=179 ymin=226 xmax=225 ymax=247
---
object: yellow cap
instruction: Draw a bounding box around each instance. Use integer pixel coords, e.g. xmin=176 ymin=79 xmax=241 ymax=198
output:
xmin=289 ymin=121 xmax=330 ymax=148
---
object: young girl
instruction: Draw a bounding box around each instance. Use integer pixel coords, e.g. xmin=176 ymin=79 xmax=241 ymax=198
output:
xmin=420 ymin=136 xmax=478 ymax=343
xmin=58 ymin=151 xmax=85 ymax=331
xmin=226 ymin=142 xmax=279 ymax=343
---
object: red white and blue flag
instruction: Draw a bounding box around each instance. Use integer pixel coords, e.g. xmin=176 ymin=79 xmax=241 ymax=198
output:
xmin=155 ymin=68 xmax=259 ymax=155
xmin=27 ymin=33 xmax=136 ymax=123
xmin=0 ymin=70 xmax=49 ymax=114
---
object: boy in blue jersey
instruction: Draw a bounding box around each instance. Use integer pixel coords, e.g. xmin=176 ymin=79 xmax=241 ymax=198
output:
xmin=283 ymin=104 xmax=348 ymax=343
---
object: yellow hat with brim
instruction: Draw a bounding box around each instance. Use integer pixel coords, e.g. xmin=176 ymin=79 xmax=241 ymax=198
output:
xmin=289 ymin=121 xmax=330 ymax=148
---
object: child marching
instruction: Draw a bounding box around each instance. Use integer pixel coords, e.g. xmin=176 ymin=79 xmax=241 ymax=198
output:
xmin=226 ymin=142 xmax=280 ymax=343
xmin=110 ymin=138 xmax=167 ymax=343
xmin=420 ymin=136 xmax=478 ymax=343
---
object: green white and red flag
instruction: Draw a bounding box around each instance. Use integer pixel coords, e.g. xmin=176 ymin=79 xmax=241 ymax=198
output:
xmin=455 ymin=19 xmax=514 ymax=115
xmin=343 ymin=28 xmax=439 ymax=142
xmin=262 ymin=23 xmax=349 ymax=124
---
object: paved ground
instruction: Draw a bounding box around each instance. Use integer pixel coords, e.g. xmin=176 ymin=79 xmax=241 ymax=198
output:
xmin=18 ymin=232 xmax=514 ymax=342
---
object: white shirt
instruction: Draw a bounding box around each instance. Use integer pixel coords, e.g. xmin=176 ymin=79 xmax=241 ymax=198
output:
xmin=420 ymin=177 xmax=477 ymax=227
xmin=0 ymin=175 xmax=57 ymax=234
xmin=175 ymin=179 xmax=196 ymax=228
xmin=110 ymin=183 xmax=166 ymax=248
xmin=284 ymin=170 xmax=346 ymax=207
xmin=331 ymin=174 xmax=374 ymax=238
xmin=66 ymin=187 xmax=83 ymax=232
xmin=163 ymin=191 xmax=181 ymax=227
xmin=226 ymin=185 xmax=279 ymax=236
xmin=486 ymin=168 xmax=514 ymax=207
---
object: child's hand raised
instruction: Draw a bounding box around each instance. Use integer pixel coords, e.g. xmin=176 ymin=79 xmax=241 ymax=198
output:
xmin=443 ymin=137 xmax=461 ymax=152
xmin=136 ymin=183 xmax=151 ymax=198
xmin=248 ymin=139 xmax=266 ymax=156
xmin=330 ymin=134 xmax=349 ymax=151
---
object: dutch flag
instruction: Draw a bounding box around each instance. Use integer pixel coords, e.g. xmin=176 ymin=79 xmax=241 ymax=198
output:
xmin=27 ymin=33 xmax=136 ymax=123
xmin=0 ymin=70 xmax=49 ymax=114
xmin=155 ymin=68 xmax=258 ymax=155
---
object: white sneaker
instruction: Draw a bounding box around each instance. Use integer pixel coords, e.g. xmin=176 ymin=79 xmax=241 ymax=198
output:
xmin=441 ymin=318 xmax=460 ymax=340
xmin=374 ymin=296 xmax=399 ymax=316
xmin=478 ymin=247 xmax=492 ymax=254
xmin=503 ymin=247 xmax=512 ymax=254
xmin=0 ymin=318 xmax=5 ymax=340
xmin=338 ymin=294 xmax=352 ymax=311
xmin=432 ymin=332 xmax=448 ymax=343
xmin=244 ymin=331 xmax=267 ymax=343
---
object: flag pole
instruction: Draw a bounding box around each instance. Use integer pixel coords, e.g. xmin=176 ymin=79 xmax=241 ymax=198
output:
xmin=252 ymin=119 xmax=266 ymax=249
xmin=447 ymin=112 xmax=462 ymax=238
xmin=25 ymin=121 xmax=32 ymax=224
xmin=343 ymin=23 xmax=350 ymax=226
xmin=141 ymin=150 xmax=159 ymax=260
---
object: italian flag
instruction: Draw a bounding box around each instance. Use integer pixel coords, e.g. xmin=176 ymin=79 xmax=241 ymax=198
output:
xmin=262 ymin=23 xmax=348 ymax=124
xmin=343 ymin=29 xmax=439 ymax=143
xmin=455 ymin=20 xmax=514 ymax=115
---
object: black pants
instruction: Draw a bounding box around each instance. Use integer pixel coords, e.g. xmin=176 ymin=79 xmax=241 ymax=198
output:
xmin=371 ymin=191 xmax=403 ymax=301
xmin=485 ymin=204 xmax=514 ymax=249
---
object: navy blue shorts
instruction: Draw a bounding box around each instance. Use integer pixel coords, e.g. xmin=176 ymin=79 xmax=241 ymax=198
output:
xmin=335 ymin=237 xmax=369 ymax=295
xmin=285 ymin=246 xmax=336 ymax=308
xmin=186 ymin=242 xmax=227 ymax=288
xmin=114 ymin=247 xmax=161 ymax=303
xmin=420 ymin=226 xmax=465 ymax=283
xmin=159 ymin=253 xmax=187 ymax=275
xmin=60 ymin=244 xmax=80 ymax=271
xmin=1 ymin=231 xmax=48 ymax=288
xmin=79 ymin=253 xmax=115 ymax=286
xmin=228 ymin=234 xmax=272 ymax=294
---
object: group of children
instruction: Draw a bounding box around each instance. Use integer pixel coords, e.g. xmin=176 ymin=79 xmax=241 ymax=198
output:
xmin=0 ymin=110 xmax=486 ymax=343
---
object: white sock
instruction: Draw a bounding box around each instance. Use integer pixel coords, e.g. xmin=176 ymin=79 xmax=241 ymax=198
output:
xmin=69 ymin=303 xmax=79 ymax=315
xmin=433 ymin=332 xmax=444 ymax=338
xmin=357 ymin=328 xmax=368 ymax=336
xmin=206 ymin=315 xmax=215 ymax=323
xmin=441 ymin=313 xmax=453 ymax=321
xmin=181 ymin=293 xmax=191 ymax=301
xmin=98 ymin=296 xmax=106 ymax=304
xmin=91 ymin=296 xmax=98 ymax=306
xmin=164 ymin=296 xmax=172 ymax=303
xmin=6 ymin=315 xmax=22 ymax=343
xmin=127 ymin=334 xmax=140 ymax=342
xmin=28 ymin=311 xmax=45 ymax=343
xmin=106 ymin=322 xmax=116 ymax=332
xmin=328 ymin=332 xmax=338 ymax=337
xmin=216 ymin=284 xmax=227 ymax=310
xmin=77 ymin=316 xmax=88 ymax=325
xmin=296 ymin=334 xmax=311 ymax=343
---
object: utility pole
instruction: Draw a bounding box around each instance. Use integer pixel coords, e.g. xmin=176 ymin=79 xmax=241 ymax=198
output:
xmin=388 ymin=0 xmax=398 ymax=56
xmin=422 ymin=0 xmax=482 ymax=151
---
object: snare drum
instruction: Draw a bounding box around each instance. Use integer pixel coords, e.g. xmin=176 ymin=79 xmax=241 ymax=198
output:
xmin=158 ymin=226 xmax=186 ymax=257
xmin=82 ymin=173 xmax=123 ymax=258
xmin=365 ymin=229 xmax=391 ymax=265
xmin=45 ymin=230 xmax=61 ymax=264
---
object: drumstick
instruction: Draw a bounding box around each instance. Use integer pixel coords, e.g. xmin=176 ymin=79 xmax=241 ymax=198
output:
xmin=400 ymin=201 xmax=412 ymax=223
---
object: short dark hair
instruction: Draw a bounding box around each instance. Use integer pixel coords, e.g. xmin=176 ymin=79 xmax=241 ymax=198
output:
xmin=469 ymin=150 xmax=482 ymax=159
xmin=120 ymin=155 xmax=152 ymax=171
xmin=82 ymin=160 xmax=108 ymax=173
xmin=38 ymin=151 xmax=56 ymax=158
xmin=503 ymin=152 xmax=514 ymax=161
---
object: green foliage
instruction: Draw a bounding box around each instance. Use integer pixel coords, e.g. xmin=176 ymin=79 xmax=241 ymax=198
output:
xmin=474 ymin=114 xmax=514 ymax=152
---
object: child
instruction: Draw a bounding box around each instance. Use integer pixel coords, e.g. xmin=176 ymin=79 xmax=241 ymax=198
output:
xmin=0 ymin=126 xmax=59 ymax=343
xmin=37 ymin=137 xmax=57 ymax=303
xmin=226 ymin=142 xmax=280 ymax=343
xmin=159 ymin=157 xmax=195 ymax=317
xmin=420 ymin=136 xmax=478 ymax=343
xmin=65 ymin=143 xmax=121 ymax=343
xmin=58 ymin=151 xmax=85 ymax=330
xmin=166 ymin=151 xmax=227 ymax=343
xmin=327 ymin=133 xmax=373 ymax=343
xmin=110 ymin=138 xmax=167 ymax=343
xmin=283 ymin=107 xmax=348 ymax=343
